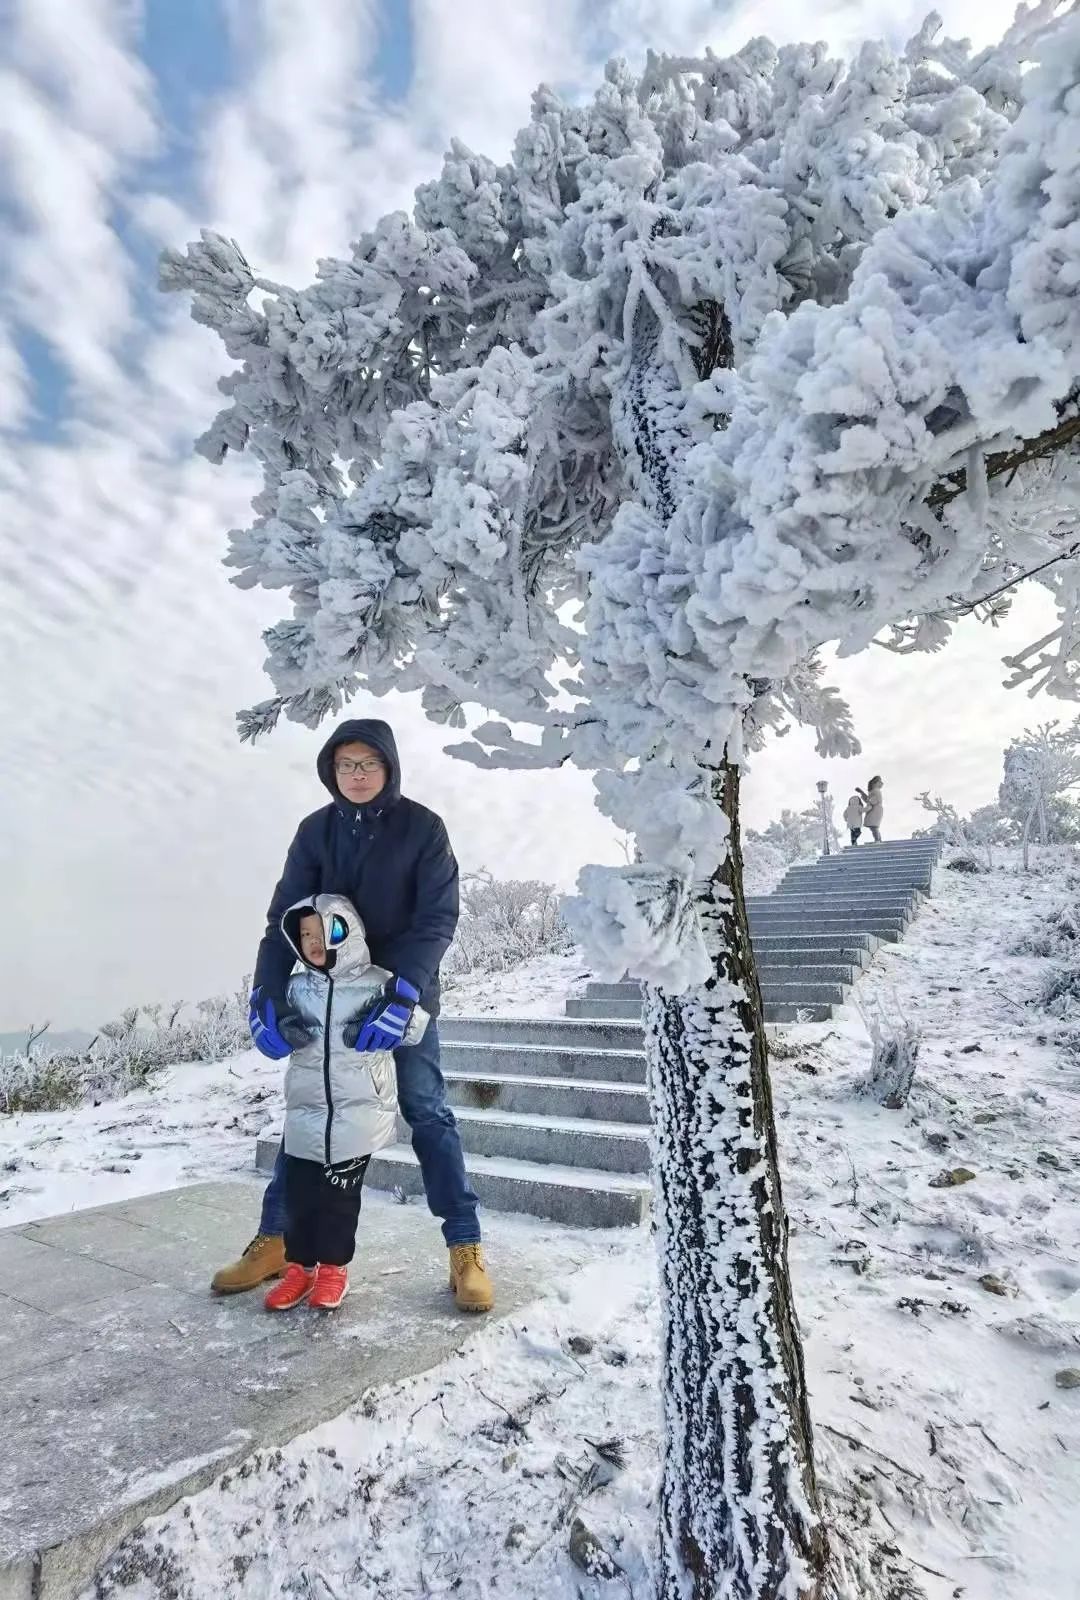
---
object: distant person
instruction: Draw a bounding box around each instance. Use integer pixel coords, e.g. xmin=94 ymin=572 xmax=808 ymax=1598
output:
xmin=262 ymin=897 xmax=423 ymax=1312
xmin=211 ymin=718 xmax=493 ymax=1314
xmin=862 ymin=776 xmax=885 ymax=843
xmin=843 ymin=791 xmax=865 ymax=846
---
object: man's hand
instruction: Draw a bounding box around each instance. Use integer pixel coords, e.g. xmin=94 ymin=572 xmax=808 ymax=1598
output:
xmin=248 ymin=988 xmax=313 ymax=1059
xmin=347 ymin=976 xmax=419 ymax=1053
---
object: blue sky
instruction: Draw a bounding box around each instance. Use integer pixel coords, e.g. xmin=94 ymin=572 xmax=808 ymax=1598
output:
xmin=11 ymin=0 xmax=419 ymax=438
xmin=0 ymin=0 xmax=1041 ymax=1028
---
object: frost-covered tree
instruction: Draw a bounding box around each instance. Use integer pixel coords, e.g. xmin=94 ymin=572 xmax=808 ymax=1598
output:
xmin=747 ymin=806 xmax=829 ymax=864
xmin=443 ymin=869 xmax=570 ymax=981
xmin=1000 ymin=719 xmax=1080 ymax=867
xmin=165 ymin=9 xmax=1080 ymax=1594
xmin=964 ymin=800 xmax=1016 ymax=865
xmin=915 ymin=789 xmax=968 ymax=846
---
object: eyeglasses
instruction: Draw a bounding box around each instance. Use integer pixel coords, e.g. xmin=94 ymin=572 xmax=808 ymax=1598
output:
xmin=334 ymin=757 xmax=384 ymax=777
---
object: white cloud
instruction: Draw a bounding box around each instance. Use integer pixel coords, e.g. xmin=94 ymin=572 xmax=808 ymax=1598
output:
xmin=0 ymin=1 xmax=157 ymax=409
xmin=409 ymin=0 xmax=588 ymax=156
xmin=0 ymin=320 xmax=30 ymax=430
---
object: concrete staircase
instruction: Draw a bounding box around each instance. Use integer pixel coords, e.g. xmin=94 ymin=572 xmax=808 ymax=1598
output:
xmin=256 ymin=839 xmax=942 ymax=1228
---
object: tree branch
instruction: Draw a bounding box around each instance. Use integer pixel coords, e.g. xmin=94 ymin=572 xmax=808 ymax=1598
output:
xmin=926 ymin=392 xmax=1080 ymax=511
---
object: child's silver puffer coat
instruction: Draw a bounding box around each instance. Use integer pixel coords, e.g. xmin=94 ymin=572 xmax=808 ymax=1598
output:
xmin=280 ymin=894 xmax=427 ymax=1167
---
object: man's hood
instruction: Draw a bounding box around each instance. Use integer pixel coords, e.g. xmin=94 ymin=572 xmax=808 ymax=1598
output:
xmin=281 ymin=893 xmax=373 ymax=981
xmin=316 ymin=718 xmax=401 ymax=810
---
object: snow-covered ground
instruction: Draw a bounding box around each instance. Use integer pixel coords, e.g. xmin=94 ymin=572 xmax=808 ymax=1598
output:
xmin=5 ymin=857 xmax=1080 ymax=1597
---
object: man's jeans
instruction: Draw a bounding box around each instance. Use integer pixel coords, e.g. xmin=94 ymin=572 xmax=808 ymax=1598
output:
xmin=258 ymin=1020 xmax=482 ymax=1246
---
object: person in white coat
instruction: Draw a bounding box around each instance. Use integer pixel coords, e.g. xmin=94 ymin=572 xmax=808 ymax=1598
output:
xmin=265 ymin=893 xmax=428 ymax=1312
xmin=862 ymin=776 xmax=885 ymax=842
xmin=843 ymin=791 xmax=865 ymax=846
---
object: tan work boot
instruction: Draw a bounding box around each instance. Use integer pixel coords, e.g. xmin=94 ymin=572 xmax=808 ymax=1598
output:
xmin=211 ymin=1233 xmax=286 ymax=1295
xmin=448 ymin=1244 xmax=494 ymax=1313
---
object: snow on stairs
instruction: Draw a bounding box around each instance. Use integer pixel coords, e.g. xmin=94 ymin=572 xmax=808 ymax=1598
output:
xmin=363 ymin=1017 xmax=653 ymax=1230
xmin=256 ymin=839 xmax=941 ymax=1229
xmin=571 ymin=837 xmax=945 ymax=1031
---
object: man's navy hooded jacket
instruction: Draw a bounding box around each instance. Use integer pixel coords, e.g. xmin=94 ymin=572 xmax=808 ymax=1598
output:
xmin=252 ymin=719 xmax=459 ymax=1017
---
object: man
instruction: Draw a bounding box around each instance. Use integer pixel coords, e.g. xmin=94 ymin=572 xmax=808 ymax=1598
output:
xmin=211 ymin=717 xmax=493 ymax=1313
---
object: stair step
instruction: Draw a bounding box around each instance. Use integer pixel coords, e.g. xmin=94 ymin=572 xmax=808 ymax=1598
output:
xmin=253 ymin=1131 xmax=651 ymax=1225
xmin=758 ymin=963 xmax=856 ymax=984
xmin=786 ymin=861 xmax=933 ymax=873
xmin=752 ymin=935 xmax=876 ymax=957
xmin=750 ymin=911 xmax=906 ymax=929
xmin=749 ymin=925 xmax=903 ymax=944
xmin=582 ymin=972 xmax=851 ymax=998
xmin=445 ymin=1068 xmax=650 ymax=1124
xmin=373 ymin=1145 xmax=651 ymax=1228
xmin=765 ymin=1002 xmax=835 ymax=1022
xmin=755 ymin=898 xmax=916 ymax=914
xmin=782 ymin=872 xmax=931 ymax=889
xmin=751 ymin=903 xmax=909 ymax=919
xmin=566 ymin=997 xmax=838 ymax=1022
xmin=763 ymin=982 xmax=847 ymax=1004
xmin=455 ymin=1106 xmax=651 ymax=1174
xmin=441 ymin=1015 xmax=642 ymax=1051
xmin=766 ymin=881 xmax=920 ymax=895
xmin=832 ymin=865 xmax=939 ymax=873
xmin=836 ymin=849 xmax=939 ymax=861
xmin=751 ymin=887 xmax=916 ymax=899
xmin=442 ymin=1039 xmax=645 ymax=1084
xmin=586 ymin=946 xmax=876 ymax=989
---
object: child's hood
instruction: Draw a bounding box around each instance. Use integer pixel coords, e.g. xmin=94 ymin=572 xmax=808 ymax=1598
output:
xmin=281 ymin=893 xmax=373 ymax=981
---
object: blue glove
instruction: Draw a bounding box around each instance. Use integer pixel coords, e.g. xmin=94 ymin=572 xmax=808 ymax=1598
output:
xmin=248 ymin=988 xmax=312 ymax=1059
xmin=347 ymin=976 xmax=420 ymax=1053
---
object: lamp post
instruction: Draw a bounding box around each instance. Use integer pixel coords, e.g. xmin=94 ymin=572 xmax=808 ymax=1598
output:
xmin=816 ymin=780 xmax=832 ymax=857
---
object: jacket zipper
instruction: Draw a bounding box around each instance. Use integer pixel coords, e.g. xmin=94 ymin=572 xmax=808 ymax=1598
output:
xmin=322 ymin=975 xmax=335 ymax=1166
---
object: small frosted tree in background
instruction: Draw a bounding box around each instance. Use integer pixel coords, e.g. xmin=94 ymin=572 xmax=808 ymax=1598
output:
xmin=167 ymin=8 xmax=1080 ymax=1593
xmin=915 ymin=790 xmax=968 ymax=847
xmin=1000 ymin=720 xmax=1080 ymax=868
xmin=747 ymin=806 xmax=830 ymax=865
xmin=964 ymin=802 xmax=1016 ymax=866
xmin=443 ymin=870 xmax=570 ymax=982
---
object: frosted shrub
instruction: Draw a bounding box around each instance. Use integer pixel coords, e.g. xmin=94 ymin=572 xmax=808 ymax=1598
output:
xmin=742 ymin=839 xmax=788 ymax=898
xmin=857 ymin=1000 xmax=921 ymax=1110
xmin=0 ymin=1052 xmax=84 ymax=1114
xmin=443 ymin=871 xmax=571 ymax=985
xmin=1013 ymin=901 xmax=1080 ymax=958
xmin=1 ymin=988 xmax=250 ymax=1114
xmin=944 ymin=851 xmax=984 ymax=874
xmin=1036 ymin=959 xmax=1080 ymax=1019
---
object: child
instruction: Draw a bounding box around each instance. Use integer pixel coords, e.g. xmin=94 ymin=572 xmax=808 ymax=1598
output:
xmin=843 ymin=790 xmax=865 ymax=846
xmin=264 ymin=893 xmax=428 ymax=1313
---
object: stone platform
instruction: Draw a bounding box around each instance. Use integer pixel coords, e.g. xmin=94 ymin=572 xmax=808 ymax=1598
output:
xmin=0 ymin=1180 xmax=606 ymax=1600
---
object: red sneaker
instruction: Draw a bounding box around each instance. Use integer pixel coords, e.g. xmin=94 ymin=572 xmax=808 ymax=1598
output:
xmin=264 ymin=1263 xmax=316 ymax=1311
xmin=309 ymin=1264 xmax=349 ymax=1310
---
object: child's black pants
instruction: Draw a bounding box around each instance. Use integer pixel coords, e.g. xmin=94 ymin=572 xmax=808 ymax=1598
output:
xmin=284 ymin=1153 xmax=370 ymax=1267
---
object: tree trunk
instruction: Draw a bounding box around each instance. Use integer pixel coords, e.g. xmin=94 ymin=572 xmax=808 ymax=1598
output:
xmin=1022 ymin=798 xmax=1038 ymax=872
xmin=647 ymin=759 xmax=828 ymax=1600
